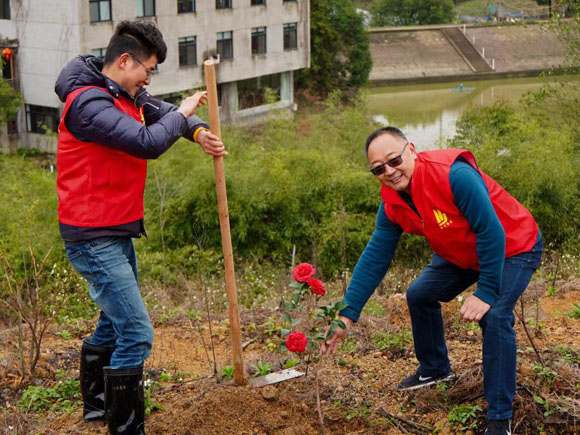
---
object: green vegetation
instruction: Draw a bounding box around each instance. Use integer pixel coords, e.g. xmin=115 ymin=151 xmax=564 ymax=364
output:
xmin=371 ymin=330 xmax=412 ymax=357
xmin=219 ymin=365 xmax=234 ymax=380
xmin=17 ymin=371 xmax=80 ymax=413
xmin=0 ymin=60 xmax=21 ymax=125
xmin=567 ymin=302 xmax=580 ymax=319
xmin=251 ymin=360 xmax=272 ymax=377
xmin=448 ymin=403 xmax=482 ymax=431
xmin=298 ymin=0 xmax=372 ymax=94
xmin=533 ymin=363 xmax=558 ymax=384
xmin=371 ymin=0 xmax=455 ymax=26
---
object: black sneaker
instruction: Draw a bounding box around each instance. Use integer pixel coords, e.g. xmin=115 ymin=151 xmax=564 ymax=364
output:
xmin=397 ymin=370 xmax=454 ymax=391
xmin=485 ymin=419 xmax=512 ymax=435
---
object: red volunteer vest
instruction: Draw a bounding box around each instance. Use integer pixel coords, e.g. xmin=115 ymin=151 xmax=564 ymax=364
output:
xmin=57 ymin=86 xmax=147 ymax=227
xmin=381 ymin=149 xmax=538 ymax=270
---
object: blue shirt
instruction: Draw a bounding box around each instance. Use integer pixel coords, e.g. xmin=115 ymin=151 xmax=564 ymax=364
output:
xmin=340 ymin=160 xmax=506 ymax=322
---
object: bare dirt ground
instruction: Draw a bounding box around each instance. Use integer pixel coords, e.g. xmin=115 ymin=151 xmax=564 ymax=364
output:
xmin=1 ymin=278 xmax=579 ymax=434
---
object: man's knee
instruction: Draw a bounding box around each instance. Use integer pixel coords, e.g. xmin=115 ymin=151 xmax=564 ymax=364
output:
xmin=406 ymin=281 xmax=432 ymax=308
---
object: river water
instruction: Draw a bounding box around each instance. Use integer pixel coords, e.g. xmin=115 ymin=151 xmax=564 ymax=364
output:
xmin=366 ymin=76 xmax=555 ymax=151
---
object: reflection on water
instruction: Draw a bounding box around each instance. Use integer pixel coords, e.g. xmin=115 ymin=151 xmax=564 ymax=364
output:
xmin=367 ymin=76 xmax=559 ymax=150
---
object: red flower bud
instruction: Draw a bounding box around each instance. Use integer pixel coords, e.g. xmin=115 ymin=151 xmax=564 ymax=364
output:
xmin=307 ymin=278 xmax=326 ymax=296
xmin=292 ymin=263 xmax=315 ymax=282
xmin=285 ymin=331 xmax=308 ymax=353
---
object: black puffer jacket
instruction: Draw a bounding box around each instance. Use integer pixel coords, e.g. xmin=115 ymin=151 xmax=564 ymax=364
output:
xmin=55 ymin=55 xmax=208 ymax=159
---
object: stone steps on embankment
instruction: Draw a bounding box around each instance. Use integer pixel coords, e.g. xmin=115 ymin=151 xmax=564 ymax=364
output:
xmin=441 ymin=28 xmax=493 ymax=73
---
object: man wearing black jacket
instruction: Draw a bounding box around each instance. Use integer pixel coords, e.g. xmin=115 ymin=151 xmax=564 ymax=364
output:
xmin=55 ymin=21 xmax=224 ymax=434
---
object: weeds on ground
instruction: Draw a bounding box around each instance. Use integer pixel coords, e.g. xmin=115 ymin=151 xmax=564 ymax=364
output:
xmin=144 ymin=379 xmax=164 ymax=416
xmin=371 ymin=330 xmax=412 ymax=358
xmin=533 ymin=363 xmax=558 ymax=385
xmin=567 ymin=302 xmax=580 ymax=319
xmin=219 ymin=365 xmax=234 ymax=380
xmin=251 ymin=361 xmax=272 ymax=377
xmin=448 ymin=403 xmax=482 ymax=432
xmin=17 ymin=371 xmax=80 ymax=413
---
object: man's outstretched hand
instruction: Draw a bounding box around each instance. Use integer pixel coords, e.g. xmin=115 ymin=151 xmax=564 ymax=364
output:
xmin=320 ymin=315 xmax=353 ymax=356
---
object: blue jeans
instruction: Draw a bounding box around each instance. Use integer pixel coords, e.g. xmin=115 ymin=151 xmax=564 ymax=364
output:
xmin=64 ymin=237 xmax=153 ymax=368
xmin=406 ymin=234 xmax=543 ymax=420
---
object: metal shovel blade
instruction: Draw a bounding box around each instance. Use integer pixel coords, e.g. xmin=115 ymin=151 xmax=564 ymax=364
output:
xmin=248 ymin=368 xmax=305 ymax=388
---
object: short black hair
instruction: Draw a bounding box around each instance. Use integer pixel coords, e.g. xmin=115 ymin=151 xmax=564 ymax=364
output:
xmin=104 ymin=20 xmax=167 ymax=66
xmin=365 ymin=126 xmax=407 ymax=154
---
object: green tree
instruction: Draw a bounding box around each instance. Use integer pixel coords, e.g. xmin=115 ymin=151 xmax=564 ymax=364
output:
xmin=371 ymin=0 xmax=455 ymax=26
xmin=297 ymin=0 xmax=372 ymax=95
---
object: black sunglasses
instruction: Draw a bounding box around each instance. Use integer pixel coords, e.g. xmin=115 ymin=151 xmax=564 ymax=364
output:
xmin=369 ymin=142 xmax=409 ymax=176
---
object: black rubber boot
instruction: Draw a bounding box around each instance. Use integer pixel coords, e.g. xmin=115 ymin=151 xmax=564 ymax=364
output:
xmin=104 ymin=366 xmax=145 ymax=435
xmin=80 ymin=338 xmax=114 ymax=423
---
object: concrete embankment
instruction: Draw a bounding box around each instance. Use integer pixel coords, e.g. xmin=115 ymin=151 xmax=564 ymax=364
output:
xmin=369 ymin=23 xmax=566 ymax=85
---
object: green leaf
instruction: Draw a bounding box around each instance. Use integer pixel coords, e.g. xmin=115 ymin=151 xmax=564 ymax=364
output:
xmin=336 ymin=320 xmax=346 ymax=330
xmin=291 ymin=318 xmax=302 ymax=327
xmin=290 ymin=281 xmax=304 ymax=289
xmin=326 ymin=322 xmax=337 ymax=340
xmin=284 ymin=302 xmax=296 ymax=311
xmin=280 ymin=313 xmax=292 ymax=324
xmin=334 ymin=301 xmax=348 ymax=311
xmin=281 ymin=328 xmax=291 ymax=337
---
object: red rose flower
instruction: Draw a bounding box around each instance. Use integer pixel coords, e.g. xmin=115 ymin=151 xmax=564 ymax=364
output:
xmin=285 ymin=331 xmax=308 ymax=353
xmin=307 ymin=278 xmax=326 ymax=296
xmin=292 ymin=263 xmax=316 ymax=282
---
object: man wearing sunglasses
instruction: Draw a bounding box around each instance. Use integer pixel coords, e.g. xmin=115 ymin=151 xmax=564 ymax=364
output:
xmin=322 ymin=127 xmax=542 ymax=435
xmin=55 ymin=20 xmax=225 ymax=435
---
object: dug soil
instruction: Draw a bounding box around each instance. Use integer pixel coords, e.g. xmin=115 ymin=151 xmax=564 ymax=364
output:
xmin=1 ymin=278 xmax=579 ymax=434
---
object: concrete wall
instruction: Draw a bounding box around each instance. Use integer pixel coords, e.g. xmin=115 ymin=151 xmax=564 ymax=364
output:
xmin=369 ymin=23 xmax=567 ymax=84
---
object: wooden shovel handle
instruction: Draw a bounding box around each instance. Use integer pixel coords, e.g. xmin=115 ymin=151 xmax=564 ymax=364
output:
xmin=204 ymin=59 xmax=246 ymax=386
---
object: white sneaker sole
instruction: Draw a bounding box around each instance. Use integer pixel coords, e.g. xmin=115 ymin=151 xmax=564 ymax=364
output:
xmin=397 ymin=373 xmax=455 ymax=391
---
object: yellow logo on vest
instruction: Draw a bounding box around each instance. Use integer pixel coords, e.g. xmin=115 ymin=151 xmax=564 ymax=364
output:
xmin=433 ymin=209 xmax=452 ymax=229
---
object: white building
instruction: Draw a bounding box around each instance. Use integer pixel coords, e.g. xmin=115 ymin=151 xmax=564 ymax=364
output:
xmin=0 ymin=0 xmax=310 ymax=152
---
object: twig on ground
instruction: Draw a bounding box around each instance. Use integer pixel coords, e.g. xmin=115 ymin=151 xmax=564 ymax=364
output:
xmin=202 ymin=277 xmax=218 ymax=375
xmin=314 ymin=365 xmax=325 ymax=435
xmin=377 ymin=406 xmax=432 ymax=434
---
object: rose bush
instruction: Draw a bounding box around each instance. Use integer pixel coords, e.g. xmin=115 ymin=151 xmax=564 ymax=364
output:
xmin=281 ymin=263 xmax=346 ymax=356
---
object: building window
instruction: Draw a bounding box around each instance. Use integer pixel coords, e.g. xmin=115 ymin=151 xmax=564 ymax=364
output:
xmin=92 ymin=48 xmax=107 ymax=60
xmin=283 ymin=23 xmax=297 ymax=50
xmin=179 ymin=36 xmax=197 ymax=66
xmin=89 ymin=0 xmax=111 ymax=22
xmin=137 ymin=0 xmax=155 ymax=17
xmin=216 ymin=0 xmax=232 ymax=9
xmin=238 ymin=73 xmax=280 ymax=109
xmin=178 ymin=0 xmax=195 ymax=13
xmin=251 ymin=27 xmax=266 ymax=55
xmin=26 ymin=105 xmax=59 ymax=134
xmin=217 ymin=31 xmax=233 ymax=59
xmin=251 ymin=0 xmax=265 ymax=5
xmin=0 ymin=0 xmax=10 ymax=19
